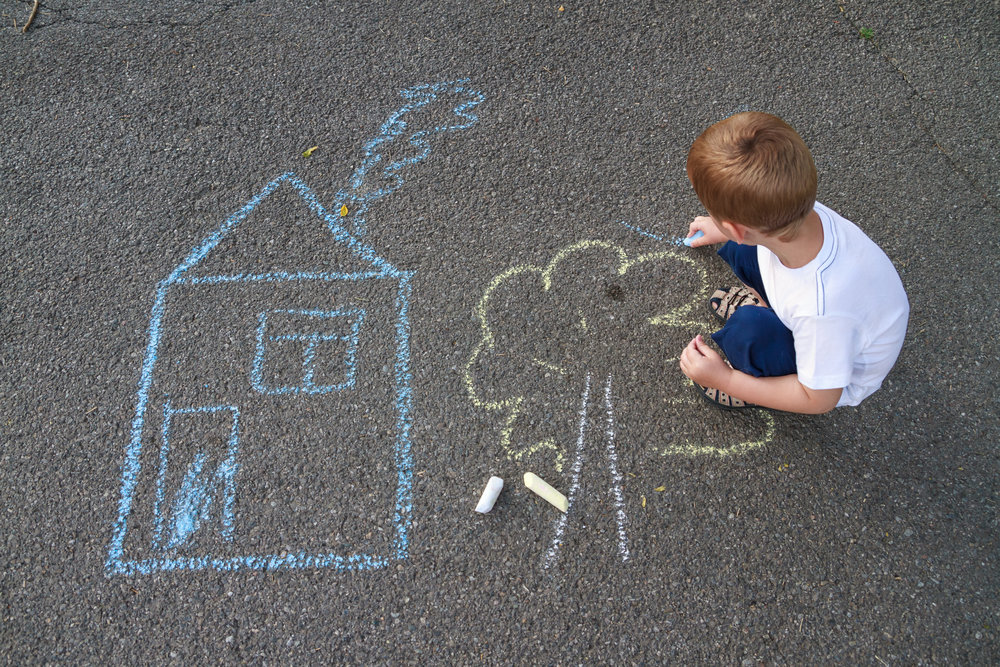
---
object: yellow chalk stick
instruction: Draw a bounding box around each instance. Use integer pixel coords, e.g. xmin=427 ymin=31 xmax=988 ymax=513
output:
xmin=523 ymin=472 xmax=568 ymax=513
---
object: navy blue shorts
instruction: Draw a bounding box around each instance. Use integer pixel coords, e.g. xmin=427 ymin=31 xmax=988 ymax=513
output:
xmin=710 ymin=242 xmax=797 ymax=378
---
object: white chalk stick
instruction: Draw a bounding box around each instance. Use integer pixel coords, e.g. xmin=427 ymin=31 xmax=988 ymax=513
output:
xmin=523 ymin=472 xmax=569 ymax=513
xmin=474 ymin=476 xmax=504 ymax=513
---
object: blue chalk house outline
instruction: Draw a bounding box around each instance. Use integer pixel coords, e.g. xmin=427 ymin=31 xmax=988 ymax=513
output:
xmin=106 ymin=173 xmax=416 ymax=576
xmin=251 ymin=308 xmax=366 ymax=395
xmin=108 ymin=79 xmax=483 ymax=576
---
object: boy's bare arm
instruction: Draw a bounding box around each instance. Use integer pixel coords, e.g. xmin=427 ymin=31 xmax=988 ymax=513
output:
xmin=679 ymin=335 xmax=842 ymax=414
xmin=724 ymin=370 xmax=842 ymax=414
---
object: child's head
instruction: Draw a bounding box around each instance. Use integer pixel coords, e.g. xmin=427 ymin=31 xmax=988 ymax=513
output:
xmin=687 ymin=112 xmax=817 ymax=239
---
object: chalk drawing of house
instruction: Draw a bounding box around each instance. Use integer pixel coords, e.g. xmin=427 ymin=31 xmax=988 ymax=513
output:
xmin=106 ymin=172 xmax=414 ymax=575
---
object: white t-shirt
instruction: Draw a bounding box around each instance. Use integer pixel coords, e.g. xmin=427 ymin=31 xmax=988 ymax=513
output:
xmin=758 ymin=202 xmax=909 ymax=407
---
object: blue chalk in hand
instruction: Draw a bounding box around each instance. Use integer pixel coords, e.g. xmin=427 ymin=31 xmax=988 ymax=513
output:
xmin=683 ymin=230 xmax=704 ymax=247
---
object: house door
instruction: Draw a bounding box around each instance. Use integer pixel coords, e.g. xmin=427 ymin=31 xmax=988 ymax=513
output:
xmin=152 ymin=404 xmax=241 ymax=554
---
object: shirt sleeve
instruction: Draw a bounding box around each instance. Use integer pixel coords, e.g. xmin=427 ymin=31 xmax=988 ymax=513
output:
xmin=790 ymin=315 xmax=861 ymax=391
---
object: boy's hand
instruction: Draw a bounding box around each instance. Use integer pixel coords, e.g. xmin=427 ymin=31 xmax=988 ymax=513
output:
xmin=679 ymin=334 xmax=733 ymax=390
xmin=686 ymin=216 xmax=729 ymax=247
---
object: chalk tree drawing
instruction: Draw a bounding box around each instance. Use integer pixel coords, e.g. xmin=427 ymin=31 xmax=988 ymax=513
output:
xmin=541 ymin=372 xmax=632 ymax=568
xmin=618 ymin=222 xmax=777 ymax=458
xmin=107 ymin=80 xmax=484 ymax=576
xmin=464 ymin=236 xmax=775 ymax=565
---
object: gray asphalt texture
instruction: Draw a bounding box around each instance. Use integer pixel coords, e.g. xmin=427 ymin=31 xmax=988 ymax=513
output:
xmin=2 ymin=1 xmax=998 ymax=663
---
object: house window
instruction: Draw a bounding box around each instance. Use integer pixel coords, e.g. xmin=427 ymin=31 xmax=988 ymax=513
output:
xmin=251 ymin=308 xmax=365 ymax=395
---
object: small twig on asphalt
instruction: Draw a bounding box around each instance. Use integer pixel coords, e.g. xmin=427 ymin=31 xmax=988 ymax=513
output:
xmin=22 ymin=0 xmax=40 ymax=34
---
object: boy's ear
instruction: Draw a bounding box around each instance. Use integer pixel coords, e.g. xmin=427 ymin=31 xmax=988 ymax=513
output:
xmin=720 ymin=220 xmax=749 ymax=244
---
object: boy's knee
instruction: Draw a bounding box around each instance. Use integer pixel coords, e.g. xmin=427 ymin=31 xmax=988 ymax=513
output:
xmin=727 ymin=304 xmax=774 ymax=330
xmin=717 ymin=240 xmax=750 ymax=267
xmin=729 ymin=305 xmax=795 ymax=349
xmin=722 ymin=305 xmax=797 ymax=377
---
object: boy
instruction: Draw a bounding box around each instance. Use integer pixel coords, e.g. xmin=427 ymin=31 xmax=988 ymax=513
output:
xmin=678 ymin=112 xmax=909 ymax=414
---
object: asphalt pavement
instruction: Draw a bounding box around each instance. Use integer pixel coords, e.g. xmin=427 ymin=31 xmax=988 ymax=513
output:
xmin=2 ymin=0 xmax=998 ymax=663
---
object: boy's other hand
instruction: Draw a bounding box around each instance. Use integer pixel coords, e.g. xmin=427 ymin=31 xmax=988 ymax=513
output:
xmin=679 ymin=334 xmax=733 ymax=390
xmin=686 ymin=216 xmax=728 ymax=247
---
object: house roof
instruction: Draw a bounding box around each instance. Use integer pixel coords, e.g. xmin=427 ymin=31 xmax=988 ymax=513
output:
xmin=166 ymin=172 xmax=404 ymax=286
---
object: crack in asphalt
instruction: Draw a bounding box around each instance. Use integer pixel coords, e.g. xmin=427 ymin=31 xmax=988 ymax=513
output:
xmin=833 ymin=3 xmax=999 ymax=213
xmin=4 ymin=0 xmax=263 ymax=31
